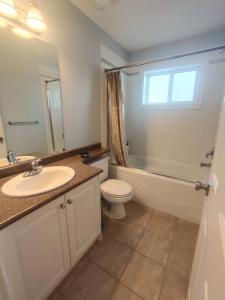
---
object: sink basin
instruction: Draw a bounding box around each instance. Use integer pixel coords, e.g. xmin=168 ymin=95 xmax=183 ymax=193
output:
xmin=2 ymin=166 xmax=75 ymax=197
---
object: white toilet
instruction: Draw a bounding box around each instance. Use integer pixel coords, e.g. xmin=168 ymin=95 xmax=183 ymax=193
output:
xmin=90 ymin=157 xmax=133 ymax=219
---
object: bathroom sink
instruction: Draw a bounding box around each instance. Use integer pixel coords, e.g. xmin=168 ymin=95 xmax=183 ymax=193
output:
xmin=2 ymin=166 xmax=75 ymax=197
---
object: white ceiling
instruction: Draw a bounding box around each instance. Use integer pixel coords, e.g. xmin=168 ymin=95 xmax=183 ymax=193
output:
xmin=70 ymin=0 xmax=225 ymax=52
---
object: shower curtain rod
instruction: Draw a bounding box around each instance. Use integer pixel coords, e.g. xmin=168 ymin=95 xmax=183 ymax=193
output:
xmin=45 ymin=79 xmax=60 ymax=83
xmin=105 ymin=45 xmax=225 ymax=73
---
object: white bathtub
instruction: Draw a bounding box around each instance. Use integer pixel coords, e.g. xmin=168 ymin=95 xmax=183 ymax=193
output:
xmin=109 ymin=164 xmax=205 ymax=224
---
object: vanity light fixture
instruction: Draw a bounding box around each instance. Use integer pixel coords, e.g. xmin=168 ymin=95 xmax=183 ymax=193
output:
xmin=0 ymin=0 xmax=18 ymax=19
xmin=12 ymin=26 xmax=33 ymax=39
xmin=0 ymin=0 xmax=47 ymax=38
xmin=0 ymin=16 xmax=7 ymax=27
xmin=26 ymin=3 xmax=46 ymax=33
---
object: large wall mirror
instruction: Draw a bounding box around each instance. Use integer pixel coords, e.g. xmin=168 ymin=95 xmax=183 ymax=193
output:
xmin=0 ymin=28 xmax=65 ymax=168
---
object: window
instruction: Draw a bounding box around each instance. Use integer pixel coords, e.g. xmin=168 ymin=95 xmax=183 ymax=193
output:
xmin=143 ymin=66 xmax=198 ymax=107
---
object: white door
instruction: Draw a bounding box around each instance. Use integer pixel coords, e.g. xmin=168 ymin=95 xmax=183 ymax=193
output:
xmin=46 ymin=81 xmax=64 ymax=152
xmin=0 ymin=196 xmax=70 ymax=300
xmin=189 ymin=90 xmax=225 ymax=299
xmin=65 ymin=177 xmax=101 ymax=266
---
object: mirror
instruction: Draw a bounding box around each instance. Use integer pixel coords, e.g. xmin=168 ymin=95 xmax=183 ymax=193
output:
xmin=0 ymin=28 xmax=65 ymax=168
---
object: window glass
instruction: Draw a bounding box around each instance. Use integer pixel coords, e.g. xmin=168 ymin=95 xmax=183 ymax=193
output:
xmin=148 ymin=74 xmax=169 ymax=104
xmin=171 ymin=71 xmax=196 ymax=102
xmin=143 ymin=66 xmax=198 ymax=106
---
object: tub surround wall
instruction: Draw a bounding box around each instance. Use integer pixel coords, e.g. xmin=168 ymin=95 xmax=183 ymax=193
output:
xmin=125 ymin=58 xmax=225 ymax=172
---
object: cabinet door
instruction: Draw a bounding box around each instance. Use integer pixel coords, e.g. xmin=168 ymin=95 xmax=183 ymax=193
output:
xmin=65 ymin=176 xmax=101 ymax=265
xmin=0 ymin=196 xmax=70 ymax=300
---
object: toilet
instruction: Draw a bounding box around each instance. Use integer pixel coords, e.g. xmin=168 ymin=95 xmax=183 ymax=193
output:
xmin=90 ymin=157 xmax=133 ymax=219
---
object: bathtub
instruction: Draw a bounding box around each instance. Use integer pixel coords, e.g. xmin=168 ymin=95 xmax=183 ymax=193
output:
xmin=109 ymin=163 xmax=205 ymax=224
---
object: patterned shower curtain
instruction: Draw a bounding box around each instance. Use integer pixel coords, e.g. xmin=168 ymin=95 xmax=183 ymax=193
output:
xmin=107 ymin=71 xmax=128 ymax=167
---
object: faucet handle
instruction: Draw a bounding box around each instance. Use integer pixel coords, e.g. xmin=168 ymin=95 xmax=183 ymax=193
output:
xmin=205 ymin=147 xmax=215 ymax=159
xmin=7 ymin=151 xmax=18 ymax=164
xmin=31 ymin=159 xmax=41 ymax=166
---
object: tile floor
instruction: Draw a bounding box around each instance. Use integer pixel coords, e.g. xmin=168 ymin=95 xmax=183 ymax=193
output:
xmin=49 ymin=201 xmax=199 ymax=300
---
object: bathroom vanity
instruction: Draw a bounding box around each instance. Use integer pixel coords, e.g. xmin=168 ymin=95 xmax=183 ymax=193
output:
xmin=0 ymin=146 xmax=108 ymax=300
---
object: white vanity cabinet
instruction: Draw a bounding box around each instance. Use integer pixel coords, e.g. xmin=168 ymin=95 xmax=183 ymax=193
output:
xmin=0 ymin=176 xmax=101 ymax=300
xmin=65 ymin=177 xmax=101 ymax=266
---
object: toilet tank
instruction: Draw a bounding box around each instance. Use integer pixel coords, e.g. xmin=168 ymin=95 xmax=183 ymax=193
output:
xmin=89 ymin=156 xmax=109 ymax=183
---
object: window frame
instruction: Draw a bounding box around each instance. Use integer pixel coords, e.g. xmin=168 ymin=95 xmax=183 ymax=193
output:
xmin=142 ymin=65 xmax=201 ymax=109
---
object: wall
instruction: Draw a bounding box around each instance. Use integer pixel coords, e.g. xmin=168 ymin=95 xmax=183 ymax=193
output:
xmin=125 ymin=54 xmax=225 ymax=169
xmin=129 ymin=28 xmax=225 ymax=62
xmin=0 ymin=31 xmax=58 ymax=156
xmin=18 ymin=0 xmax=128 ymax=150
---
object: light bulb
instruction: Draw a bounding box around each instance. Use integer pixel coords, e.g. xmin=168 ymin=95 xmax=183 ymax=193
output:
xmin=12 ymin=27 xmax=33 ymax=39
xmin=26 ymin=3 xmax=47 ymax=33
xmin=0 ymin=0 xmax=18 ymax=19
xmin=0 ymin=17 xmax=7 ymax=28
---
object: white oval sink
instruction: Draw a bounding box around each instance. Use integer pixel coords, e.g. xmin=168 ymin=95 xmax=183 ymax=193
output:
xmin=2 ymin=166 xmax=75 ymax=197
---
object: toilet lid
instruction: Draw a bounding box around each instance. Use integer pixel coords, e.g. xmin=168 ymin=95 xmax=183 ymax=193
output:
xmin=101 ymin=179 xmax=132 ymax=197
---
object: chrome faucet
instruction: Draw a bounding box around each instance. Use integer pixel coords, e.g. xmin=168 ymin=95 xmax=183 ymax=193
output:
xmin=200 ymin=162 xmax=212 ymax=168
xmin=23 ymin=159 xmax=43 ymax=177
xmin=7 ymin=151 xmax=18 ymax=165
xmin=195 ymin=181 xmax=210 ymax=196
xmin=205 ymin=147 xmax=215 ymax=159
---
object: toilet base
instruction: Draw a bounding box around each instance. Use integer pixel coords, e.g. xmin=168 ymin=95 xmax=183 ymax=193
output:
xmin=103 ymin=203 xmax=126 ymax=220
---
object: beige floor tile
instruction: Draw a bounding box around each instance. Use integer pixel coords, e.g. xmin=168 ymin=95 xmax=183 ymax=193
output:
xmin=86 ymin=240 xmax=101 ymax=258
xmin=167 ymin=240 xmax=195 ymax=279
xmin=120 ymin=252 xmax=164 ymax=300
xmin=159 ymin=270 xmax=188 ymax=300
xmin=136 ymin=230 xmax=171 ymax=265
xmin=173 ymin=219 xmax=199 ymax=251
xmin=48 ymin=290 xmax=66 ymax=300
xmin=146 ymin=210 xmax=177 ymax=239
xmin=65 ymin=261 xmax=116 ymax=300
xmin=121 ymin=202 xmax=152 ymax=228
xmin=91 ymin=238 xmax=132 ymax=279
xmin=56 ymin=256 xmax=90 ymax=294
xmin=102 ymin=215 xmax=118 ymax=235
xmin=111 ymin=283 xmax=143 ymax=300
xmin=110 ymin=222 xmax=143 ymax=248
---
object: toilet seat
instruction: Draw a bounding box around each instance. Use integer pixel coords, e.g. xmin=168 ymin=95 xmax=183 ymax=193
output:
xmin=100 ymin=179 xmax=132 ymax=197
xmin=102 ymin=191 xmax=133 ymax=204
xmin=102 ymin=191 xmax=133 ymax=198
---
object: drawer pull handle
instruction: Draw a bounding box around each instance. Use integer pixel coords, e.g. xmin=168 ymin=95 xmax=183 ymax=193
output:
xmin=67 ymin=199 xmax=73 ymax=205
xmin=60 ymin=203 xmax=66 ymax=209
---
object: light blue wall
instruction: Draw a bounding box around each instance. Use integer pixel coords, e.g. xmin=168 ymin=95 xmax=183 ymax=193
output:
xmin=129 ymin=28 xmax=225 ymax=62
xmin=37 ymin=0 xmax=128 ymax=149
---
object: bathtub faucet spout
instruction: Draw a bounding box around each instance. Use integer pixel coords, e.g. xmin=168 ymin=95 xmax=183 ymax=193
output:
xmin=200 ymin=162 xmax=212 ymax=168
xmin=195 ymin=181 xmax=210 ymax=196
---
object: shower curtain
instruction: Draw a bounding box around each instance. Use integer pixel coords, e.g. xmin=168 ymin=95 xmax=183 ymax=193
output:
xmin=107 ymin=71 xmax=128 ymax=167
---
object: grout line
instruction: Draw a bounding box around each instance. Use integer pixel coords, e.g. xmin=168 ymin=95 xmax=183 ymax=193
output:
xmin=158 ymin=266 xmax=167 ymax=300
xmin=112 ymin=282 xmax=145 ymax=300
